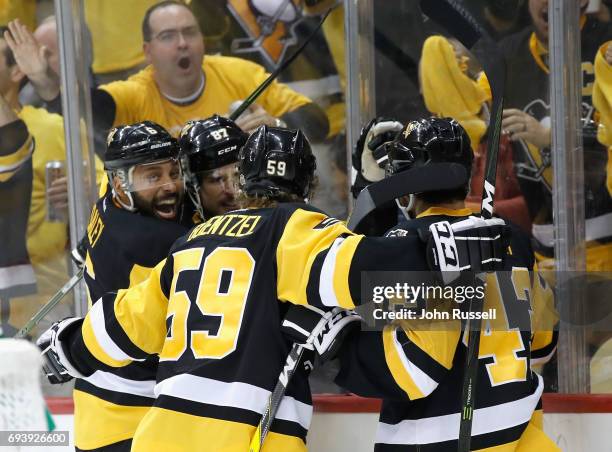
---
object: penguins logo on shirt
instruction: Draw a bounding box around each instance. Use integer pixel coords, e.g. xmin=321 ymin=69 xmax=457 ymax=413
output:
xmin=228 ymin=0 xmax=303 ymax=68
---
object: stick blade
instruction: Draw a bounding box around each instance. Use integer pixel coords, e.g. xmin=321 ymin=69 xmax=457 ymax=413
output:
xmin=347 ymin=162 xmax=469 ymax=232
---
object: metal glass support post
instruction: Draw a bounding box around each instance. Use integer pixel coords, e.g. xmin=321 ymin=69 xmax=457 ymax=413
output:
xmin=345 ymin=0 xmax=376 ymax=212
xmin=549 ymin=0 xmax=589 ymax=393
xmin=55 ymin=0 xmax=97 ymax=317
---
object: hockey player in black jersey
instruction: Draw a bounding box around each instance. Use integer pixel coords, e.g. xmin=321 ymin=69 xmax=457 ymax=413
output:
xmin=46 ymin=117 xmax=248 ymax=452
xmin=66 ymin=121 xmax=191 ymax=452
xmin=334 ymin=117 xmax=559 ymax=451
xmin=38 ymin=124 xmax=511 ymax=452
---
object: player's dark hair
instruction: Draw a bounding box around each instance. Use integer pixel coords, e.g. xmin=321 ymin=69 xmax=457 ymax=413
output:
xmin=237 ymin=178 xmax=318 ymax=208
xmin=142 ymin=1 xmax=194 ymax=42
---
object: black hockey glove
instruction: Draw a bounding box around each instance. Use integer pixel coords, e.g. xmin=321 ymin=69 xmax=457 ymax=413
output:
xmin=70 ymin=235 xmax=88 ymax=269
xmin=281 ymin=305 xmax=361 ymax=363
xmin=423 ymin=216 xmax=511 ymax=285
xmin=36 ymin=317 xmax=85 ymax=384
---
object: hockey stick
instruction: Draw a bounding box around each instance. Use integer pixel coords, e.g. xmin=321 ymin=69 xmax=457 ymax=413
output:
xmin=13 ymin=266 xmax=84 ymax=339
xmin=347 ymin=162 xmax=469 ymax=232
xmin=14 ymin=237 xmax=88 ymax=339
xmin=229 ymin=6 xmax=335 ymax=121
xmin=249 ymin=342 xmax=306 ymax=452
xmin=419 ymin=1 xmax=505 ymax=450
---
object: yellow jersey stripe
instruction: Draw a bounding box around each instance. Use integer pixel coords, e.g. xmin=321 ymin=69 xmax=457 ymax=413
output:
xmin=382 ymin=326 xmax=426 ymax=400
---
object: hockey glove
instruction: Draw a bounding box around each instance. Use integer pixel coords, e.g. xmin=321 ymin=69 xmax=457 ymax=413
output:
xmin=353 ymin=117 xmax=403 ymax=184
xmin=424 ymin=216 xmax=511 ymax=285
xmin=36 ymin=317 xmax=85 ymax=384
xmin=70 ymin=235 xmax=88 ymax=269
xmin=281 ymin=305 xmax=361 ymax=363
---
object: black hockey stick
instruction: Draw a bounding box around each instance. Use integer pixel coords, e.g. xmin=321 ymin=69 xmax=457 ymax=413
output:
xmin=229 ymin=6 xmax=335 ymax=121
xmin=249 ymin=342 xmax=306 ymax=452
xmin=347 ymin=162 xmax=469 ymax=232
xmin=419 ymin=1 xmax=505 ymax=451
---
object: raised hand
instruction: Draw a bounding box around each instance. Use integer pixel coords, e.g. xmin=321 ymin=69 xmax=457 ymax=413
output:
xmin=5 ymin=20 xmax=50 ymax=79
xmin=4 ymin=19 xmax=60 ymax=100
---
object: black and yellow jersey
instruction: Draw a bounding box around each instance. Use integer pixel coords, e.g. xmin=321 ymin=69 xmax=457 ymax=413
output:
xmin=0 ymin=118 xmax=35 ymax=298
xmin=336 ymin=207 xmax=558 ymax=451
xmin=68 ymin=203 xmax=437 ymax=452
xmin=74 ymin=193 xmax=189 ymax=451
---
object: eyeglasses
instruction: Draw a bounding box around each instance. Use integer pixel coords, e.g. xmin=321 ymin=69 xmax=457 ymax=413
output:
xmin=152 ymin=26 xmax=201 ymax=45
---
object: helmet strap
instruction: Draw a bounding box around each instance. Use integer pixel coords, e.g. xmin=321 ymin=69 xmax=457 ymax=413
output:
xmin=115 ymin=191 xmax=137 ymax=212
xmin=187 ymin=179 xmax=205 ymax=220
xmin=395 ymin=195 xmax=414 ymax=221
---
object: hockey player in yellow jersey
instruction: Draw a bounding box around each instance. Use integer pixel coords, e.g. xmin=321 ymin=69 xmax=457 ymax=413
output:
xmin=334 ymin=117 xmax=559 ymax=451
xmin=38 ymin=125 xmax=512 ymax=452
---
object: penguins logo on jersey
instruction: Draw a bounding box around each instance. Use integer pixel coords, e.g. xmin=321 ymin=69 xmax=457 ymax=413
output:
xmin=228 ymin=0 xmax=303 ymax=68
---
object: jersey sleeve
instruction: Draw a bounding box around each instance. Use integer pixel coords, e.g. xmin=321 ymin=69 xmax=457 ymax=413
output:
xmin=337 ymin=323 xmax=460 ymax=400
xmin=275 ymin=207 xmax=430 ymax=309
xmin=0 ymin=119 xmax=34 ymax=182
xmin=76 ymin=257 xmax=173 ymax=368
xmin=99 ymin=80 xmax=145 ymax=127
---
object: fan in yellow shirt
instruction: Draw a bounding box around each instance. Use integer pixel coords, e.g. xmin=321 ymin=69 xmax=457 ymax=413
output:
xmin=10 ymin=1 xmax=328 ymax=143
xmin=96 ymin=1 xmax=328 ymax=140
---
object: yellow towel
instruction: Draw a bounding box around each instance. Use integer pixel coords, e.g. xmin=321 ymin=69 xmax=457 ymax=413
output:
xmin=592 ymin=42 xmax=612 ymax=196
xmin=420 ymin=36 xmax=487 ymax=151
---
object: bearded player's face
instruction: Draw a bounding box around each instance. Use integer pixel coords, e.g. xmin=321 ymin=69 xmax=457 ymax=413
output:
xmin=130 ymin=160 xmax=185 ymax=221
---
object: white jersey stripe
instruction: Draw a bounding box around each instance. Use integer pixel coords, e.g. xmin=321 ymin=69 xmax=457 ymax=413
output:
xmin=392 ymin=329 xmax=439 ymax=397
xmin=376 ymin=374 xmax=543 ymax=445
xmin=155 ymin=374 xmax=313 ymax=430
xmin=84 ymin=370 xmax=156 ymax=398
xmin=89 ymin=301 xmax=145 ymax=362
xmin=319 ymin=237 xmax=346 ymax=307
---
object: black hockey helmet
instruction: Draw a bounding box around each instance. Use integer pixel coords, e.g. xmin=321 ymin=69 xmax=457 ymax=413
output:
xmin=178 ymin=116 xmax=247 ymax=218
xmin=387 ymin=117 xmax=473 ymax=186
xmin=104 ymin=121 xmax=179 ymax=172
xmin=178 ymin=115 xmax=247 ymax=176
xmin=238 ymin=125 xmax=316 ymax=199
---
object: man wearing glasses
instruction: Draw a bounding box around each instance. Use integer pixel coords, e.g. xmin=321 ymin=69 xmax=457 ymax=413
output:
xmin=6 ymin=1 xmax=328 ymax=142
